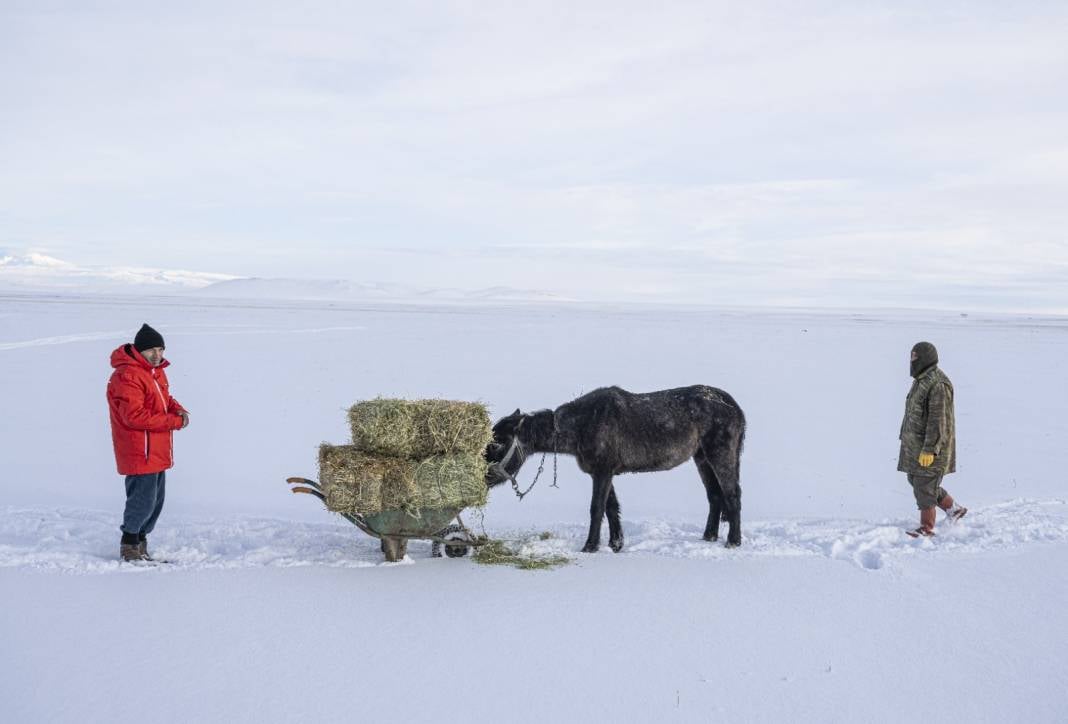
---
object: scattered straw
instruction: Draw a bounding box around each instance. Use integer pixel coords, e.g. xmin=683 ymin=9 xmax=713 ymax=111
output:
xmin=472 ymin=539 xmax=571 ymax=571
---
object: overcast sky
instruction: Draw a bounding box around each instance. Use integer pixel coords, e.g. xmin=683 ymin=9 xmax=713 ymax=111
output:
xmin=2 ymin=1 xmax=1067 ymax=309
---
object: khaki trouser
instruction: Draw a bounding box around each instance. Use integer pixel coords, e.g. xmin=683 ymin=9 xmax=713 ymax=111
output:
xmin=907 ymin=473 xmax=948 ymax=510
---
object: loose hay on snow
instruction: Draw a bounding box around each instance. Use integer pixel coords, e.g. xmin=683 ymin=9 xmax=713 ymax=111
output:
xmin=319 ymin=443 xmax=488 ymax=516
xmin=347 ymin=398 xmax=492 ymax=458
xmin=471 ymin=539 xmax=571 ymax=571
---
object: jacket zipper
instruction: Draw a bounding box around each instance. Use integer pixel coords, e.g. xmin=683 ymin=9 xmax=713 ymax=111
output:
xmin=151 ymin=372 xmax=167 ymax=409
xmin=148 ymin=370 xmax=167 ymax=462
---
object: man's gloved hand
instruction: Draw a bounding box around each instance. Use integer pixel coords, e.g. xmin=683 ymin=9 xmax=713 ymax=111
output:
xmin=178 ymin=411 xmax=190 ymax=429
xmin=918 ymin=451 xmax=935 ymax=467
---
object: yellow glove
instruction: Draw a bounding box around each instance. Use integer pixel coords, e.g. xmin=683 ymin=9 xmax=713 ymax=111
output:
xmin=918 ymin=452 xmax=935 ymax=467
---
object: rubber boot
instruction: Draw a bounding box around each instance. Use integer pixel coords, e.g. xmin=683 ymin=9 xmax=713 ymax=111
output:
xmin=920 ymin=506 xmax=937 ymax=535
xmin=938 ymin=494 xmax=968 ymax=522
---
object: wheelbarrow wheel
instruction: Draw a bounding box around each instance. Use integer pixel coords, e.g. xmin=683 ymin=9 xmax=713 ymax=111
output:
xmin=437 ymin=524 xmax=471 ymax=558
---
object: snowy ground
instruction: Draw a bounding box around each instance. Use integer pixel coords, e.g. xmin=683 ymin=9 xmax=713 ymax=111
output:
xmin=2 ymin=291 xmax=1068 ymax=722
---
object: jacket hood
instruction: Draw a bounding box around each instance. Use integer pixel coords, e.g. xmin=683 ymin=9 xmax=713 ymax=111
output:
xmin=110 ymin=343 xmax=169 ymax=371
xmin=910 ymin=341 xmax=938 ymax=378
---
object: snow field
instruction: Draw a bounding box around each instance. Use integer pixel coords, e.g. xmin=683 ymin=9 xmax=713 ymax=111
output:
xmin=3 ymin=498 xmax=1067 ymax=574
xmin=3 ymin=292 xmax=1068 ymax=722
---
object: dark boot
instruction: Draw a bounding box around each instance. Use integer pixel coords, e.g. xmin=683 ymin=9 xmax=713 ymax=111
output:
xmin=120 ymin=537 xmax=148 ymax=562
xmin=137 ymin=533 xmax=154 ymax=561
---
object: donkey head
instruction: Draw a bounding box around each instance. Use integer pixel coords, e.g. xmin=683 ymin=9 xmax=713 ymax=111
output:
xmin=484 ymin=408 xmax=527 ymax=488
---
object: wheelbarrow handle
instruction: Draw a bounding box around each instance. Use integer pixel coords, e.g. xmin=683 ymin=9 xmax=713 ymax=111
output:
xmin=287 ymin=479 xmax=377 ymax=535
xmin=286 ymin=476 xmax=321 ymax=491
xmin=290 ymin=486 xmax=326 ymax=501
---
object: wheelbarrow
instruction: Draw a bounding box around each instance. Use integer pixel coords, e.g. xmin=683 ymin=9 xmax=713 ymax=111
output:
xmin=286 ymin=477 xmax=485 ymax=562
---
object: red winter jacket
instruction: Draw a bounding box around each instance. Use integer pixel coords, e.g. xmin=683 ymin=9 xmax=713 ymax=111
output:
xmin=107 ymin=344 xmax=186 ymax=475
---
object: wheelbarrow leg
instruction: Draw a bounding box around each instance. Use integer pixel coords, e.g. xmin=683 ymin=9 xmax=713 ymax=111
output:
xmin=381 ymin=536 xmax=408 ymax=562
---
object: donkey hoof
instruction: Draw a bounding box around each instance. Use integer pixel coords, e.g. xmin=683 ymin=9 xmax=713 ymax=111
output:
xmin=703 ymin=533 xmax=718 ymax=542
xmin=609 ymin=539 xmax=624 ymax=553
xmin=724 ymin=539 xmax=741 ymax=549
xmin=581 ymin=543 xmax=600 ymax=553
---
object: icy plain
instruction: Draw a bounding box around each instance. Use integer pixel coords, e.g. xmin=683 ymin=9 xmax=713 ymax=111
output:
xmin=2 ymin=291 xmax=1067 ymax=722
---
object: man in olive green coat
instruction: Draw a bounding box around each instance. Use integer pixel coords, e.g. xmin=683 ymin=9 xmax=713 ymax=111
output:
xmin=898 ymin=341 xmax=967 ymax=536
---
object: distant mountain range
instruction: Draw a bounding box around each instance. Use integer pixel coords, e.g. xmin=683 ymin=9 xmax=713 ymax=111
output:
xmin=195 ymin=277 xmax=571 ymax=302
xmin=0 ymin=251 xmax=570 ymax=303
xmin=0 ymin=251 xmax=237 ymax=291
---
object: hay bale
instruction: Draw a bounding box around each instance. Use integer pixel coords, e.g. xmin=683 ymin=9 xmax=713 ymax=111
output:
xmin=319 ymin=443 xmax=488 ymax=517
xmin=409 ymin=454 xmax=489 ymax=510
xmin=319 ymin=444 xmax=408 ymax=515
xmin=347 ymin=398 xmax=492 ymax=458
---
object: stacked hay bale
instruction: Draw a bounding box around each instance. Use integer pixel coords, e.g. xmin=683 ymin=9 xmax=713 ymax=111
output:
xmin=319 ymin=399 xmax=492 ymax=518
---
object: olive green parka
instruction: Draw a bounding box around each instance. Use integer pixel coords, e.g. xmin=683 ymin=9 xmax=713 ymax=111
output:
xmin=897 ymin=365 xmax=956 ymax=476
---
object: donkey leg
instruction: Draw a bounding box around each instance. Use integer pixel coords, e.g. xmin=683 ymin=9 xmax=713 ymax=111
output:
xmin=582 ymin=473 xmax=614 ymax=553
xmin=701 ymin=437 xmax=743 ymax=548
xmin=720 ymin=471 xmax=743 ymax=548
xmin=695 ymin=459 xmax=723 ymax=542
xmin=606 ymin=486 xmax=624 ymax=552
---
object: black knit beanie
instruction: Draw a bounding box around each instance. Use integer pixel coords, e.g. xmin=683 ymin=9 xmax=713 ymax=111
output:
xmin=134 ymin=323 xmax=165 ymax=352
xmin=910 ymin=341 xmax=938 ymax=378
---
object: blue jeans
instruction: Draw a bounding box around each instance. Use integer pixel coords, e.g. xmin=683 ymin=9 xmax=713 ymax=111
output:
xmin=121 ymin=471 xmax=166 ymax=536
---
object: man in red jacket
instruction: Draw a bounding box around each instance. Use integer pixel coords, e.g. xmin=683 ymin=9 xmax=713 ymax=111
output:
xmin=107 ymin=323 xmax=189 ymax=562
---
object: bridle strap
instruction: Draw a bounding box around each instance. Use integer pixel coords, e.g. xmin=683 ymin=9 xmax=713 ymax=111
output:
xmin=497 ymin=434 xmax=523 ymax=471
xmin=498 ymin=412 xmax=559 ymax=500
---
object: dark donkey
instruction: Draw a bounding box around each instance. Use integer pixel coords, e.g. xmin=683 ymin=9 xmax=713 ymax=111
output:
xmin=485 ymin=385 xmax=746 ymax=552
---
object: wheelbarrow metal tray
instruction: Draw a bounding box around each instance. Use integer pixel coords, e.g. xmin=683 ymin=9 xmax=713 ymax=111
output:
xmin=361 ymin=507 xmax=463 ymax=539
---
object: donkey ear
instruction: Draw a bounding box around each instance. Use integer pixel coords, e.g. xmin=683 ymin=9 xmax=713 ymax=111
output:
xmin=511 ymin=408 xmax=521 ymax=417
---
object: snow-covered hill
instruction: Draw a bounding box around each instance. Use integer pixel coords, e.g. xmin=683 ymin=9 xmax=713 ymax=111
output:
xmin=0 ymin=250 xmax=237 ymax=290
xmin=0 ymin=251 xmax=569 ymax=303
xmin=196 ymin=277 xmax=572 ymax=303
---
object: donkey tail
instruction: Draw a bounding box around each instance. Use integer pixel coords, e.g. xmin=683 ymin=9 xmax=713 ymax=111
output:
xmin=710 ymin=388 xmax=746 ymax=458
